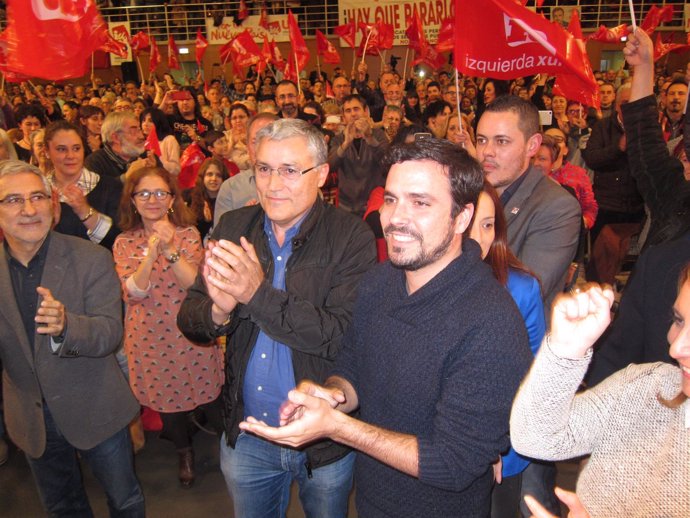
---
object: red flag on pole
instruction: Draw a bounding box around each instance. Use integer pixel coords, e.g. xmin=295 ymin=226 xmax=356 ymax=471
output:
xmin=259 ymin=5 xmax=270 ymax=30
xmin=455 ymin=0 xmax=599 ymax=108
xmin=195 ymin=29 xmax=208 ymax=65
xmin=268 ymin=39 xmax=286 ymax=69
xmin=587 ymin=24 xmax=630 ymax=43
xmin=149 ymin=37 xmax=161 ymax=72
xmin=333 ymin=20 xmax=357 ymax=49
xmin=316 ymin=30 xmax=341 ymax=64
xmin=130 ymin=31 xmax=151 ymax=55
xmin=287 ymin=10 xmax=310 ymax=72
xmin=98 ymin=30 xmax=127 ymax=58
xmin=238 ymin=0 xmax=249 ymax=21
xmin=325 ymin=80 xmax=335 ymax=99
xmin=1 ymin=0 xmax=125 ymax=80
xmin=566 ymin=8 xmax=583 ymax=40
xmin=357 ymin=22 xmax=392 ymax=56
xmin=405 ymin=10 xmax=445 ymax=68
xmin=144 ymin=126 xmax=162 ymax=157
xmin=641 ymin=5 xmax=674 ymax=35
xmin=435 ymin=18 xmax=454 ymax=53
xmin=220 ymin=30 xmax=262 ymax=72
xmin=168 ymin=35 xmax=180 ymax=70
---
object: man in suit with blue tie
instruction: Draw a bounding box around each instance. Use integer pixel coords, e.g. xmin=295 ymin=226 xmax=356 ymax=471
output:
xmin=0 ymin=161 xmax=144 ymax=517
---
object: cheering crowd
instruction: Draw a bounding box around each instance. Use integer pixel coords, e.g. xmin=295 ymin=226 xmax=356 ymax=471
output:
xmin=0 ymin=19 xmax=689 ymax=518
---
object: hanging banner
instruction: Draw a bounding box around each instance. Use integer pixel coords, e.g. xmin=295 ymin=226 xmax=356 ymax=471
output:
xmin=205 ymin=15 xmax=291 ymax=44
xmin=337 ymin=0 xmax=454 ymax=47
xmin=108 ymin=21 xmax=132 ymax=65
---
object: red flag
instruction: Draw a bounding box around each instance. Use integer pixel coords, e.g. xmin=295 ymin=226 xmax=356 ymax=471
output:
xmin=220 ymin=30 xmax=262 ymax=72
xmin=587 ymin=24 xmax=630 ymax=43
xmin=287 ymin=11 xmax=310 ymax=72
xmin=435 ymin=17 xmax=454 ymax=53
xmin=98 ymin=30 xmax=127 ymax=58
xmin=259 ymin=5 xmax=269 ymax=30
xmin=144 ymin=126 xmax=162 ymax=157
xmin=130 ymin=31 xmax=151 ymax=55
xmin=405 ymin=9 xmax=427 ymax=54
xmin=357 ymin=22 xmax=392 ymax=56
xmin=283 ymin=60 xmax=298 ymax=83
xmin=168 ymin=35 xmax=180 ymax=70
xmin=1 ymin=0 xmax=125 ymax=80
xmin=238 ymin=0 xmax=249 ymax=21
xmin=268 ymin=39 xmax=285 ymax=69
xmin=195 ymin=29 xmax=208 ymax=65
xmin=0 ymin=32 xmax=31 ymax=83
xmin=641 ymin=5 xmax=674 ymax=35
xmin=405 ymin=10 xmax=445 ymax=69
xmin=325 ymin=80 xmax=335 ymax=99
xmin=333 ymin=20 xmax=357 ymax=49
xmin=566 ymin=8 xmax=583 ymax=41
xmin=377 ymin=22 xmax=394 ymax=50
xmin=149 ymin=37 xmax=161 ymax=71
xmin=455 ymin=0 xmax=599 ymax=108
xmin=316 ymin=30 xmax=341 ymax=64
xmin=653 ymin=32 xmax=690 ymax=61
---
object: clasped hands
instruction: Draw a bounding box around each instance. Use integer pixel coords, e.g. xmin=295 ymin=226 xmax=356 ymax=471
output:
xmin=204 ymin=237 xmax=264 ymax=321
xmin=239 ymin=380 xmax=346 ymax=447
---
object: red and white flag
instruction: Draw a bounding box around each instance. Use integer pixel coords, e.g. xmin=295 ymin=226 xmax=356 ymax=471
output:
xmin=149 ymin=36 xmax=161 ymax=72
xmin=455 ymin=0 xmax=599 ymax=108
xmin=587 ymin=24 xmax=630 ymax=43
xmin=130 ymin=31 xmax=151 ymax=55
xmin=1 ymin=0 xmax=125 ymax=80
xmin=653 ymin=33 xmax=690 ymax=61
xmin=238 ymin=0 xmax=249 ymax=21
xmin=220 ymin=30 xmax=261 ymax=72
xmin=316 ymin=30 xmax=341 ymax=64
xmin=195 ymin=29 xmax=208 ymax=65
xmin=641 ymin=5 xmax=674 ymax=35
xmin=435 ymin=17 xmax=454 ymax=53
xmin=168 ymin=35 xmax=180 ymax=70
xmin=287 ymin=10 xmax=309 ymax=72
xmin=333 ymin=20 xmax=357 ymax=49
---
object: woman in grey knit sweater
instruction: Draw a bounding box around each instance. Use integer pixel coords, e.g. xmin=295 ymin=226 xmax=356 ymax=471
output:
xmin=511 ymin=274 xmax=689 ymax=518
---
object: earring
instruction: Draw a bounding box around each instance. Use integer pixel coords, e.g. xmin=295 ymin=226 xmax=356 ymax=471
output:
xmin=168 ymin=207 xmax=174 ymax=215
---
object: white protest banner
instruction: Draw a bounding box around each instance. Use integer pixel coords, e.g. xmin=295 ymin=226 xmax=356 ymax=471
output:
xmin=205 ymin=15 xmax=291 ymax=44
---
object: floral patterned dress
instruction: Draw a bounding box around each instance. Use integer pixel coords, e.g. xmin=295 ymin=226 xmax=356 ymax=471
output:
xmin=113 ymin=226 xmax=223 ymax=413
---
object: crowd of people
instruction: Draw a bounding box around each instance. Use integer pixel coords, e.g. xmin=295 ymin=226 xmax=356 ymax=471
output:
xmin=0 ymin=24 xmax=688 ymax=518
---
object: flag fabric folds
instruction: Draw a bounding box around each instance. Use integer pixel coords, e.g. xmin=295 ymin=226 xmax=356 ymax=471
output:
xmin=641 ymin=5 xmax=674 ymax=35
xmin=587 ymin=24 xmax=630 ymax=43
xmin=334 ymin=20 xmax=357 ymax=49
xmin=168 ymin=35 xmax=180 ymax=70
xmin=195 ymin=29 xmax=208 ymax=65
xmin=653 ymin=33 xmax=690 ymax=61
xmin=1 ymin=0 xmax=124 ymax=80
xmin=287 ymin=10 xmax=309 ymax=72
xmin=220 ymin=30 xmax=262 ymax=72
xmin=144 ymin=126 xmax=162 ymax=157
xmin=435 ymin=17 xmax=454 ymax=53
xmin=316 ymin=30 xmax=341 ymax=64
xmin=149 ymin=37 xmax=161 ymax=72
xmin=455 ymin=0 xmax=599 ymax=108
xmin=130 ymin=31 xmax=151 ymax=55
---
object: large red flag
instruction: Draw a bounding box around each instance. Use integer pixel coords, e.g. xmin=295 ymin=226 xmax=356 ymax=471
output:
xmin=168 ymin=35 xmax=180 ymax=70
xmin=1 ymin=0 xmax=125 ymax=80
xmin=587 ymin=24 xmax=630 ymax=43
xmin=287 ymin=11 xmax=309 ymax=72
xmin=149 ymin=37 xmax=161 ymax=72
xmin=455 ymin=0 xmax=599 ymax=108
xmin=195 ymin=29 xmax=208 ymax=65
xmin=220 ymin=30 xmax=262 ymax=72
xmin=357 ymin=22 xmax=393 ymax=56
xmin=333 ymin=20 xmax=357 ymax=49
xmin=435 ymin=17 xmax=454 ymax=53
xmin=641 ymin=5 xmax=674 ymax=35
xmin=259 ymin=5 xmax=270 ymax=30
xmin=130 ymin=31 xmax=151 ymax=55
xmin=566 ymin=8 xmax=583 ymax=40
xmin=144 ymin=126 xmax=162 ymax=157
xmin=268 ymin=39 xmax=286 ymax=69
xmin=316 ymin=30 xmax=341 ymax=64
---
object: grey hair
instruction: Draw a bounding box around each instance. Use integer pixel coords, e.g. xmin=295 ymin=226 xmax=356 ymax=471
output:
xmin=0 ymin=160 xmax=51 ymax=194
xmin=101 ymin=111 xmax=137 ymax=144
xmin=0 ymin=129 xmax=18 ymax=161
xmin=254 ymin=118 xmax=327 ymax=165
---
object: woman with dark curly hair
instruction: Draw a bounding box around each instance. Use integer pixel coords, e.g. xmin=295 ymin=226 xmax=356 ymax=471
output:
xmin=183 ymin=157 xmax=229 ymax=241
xmin=113 ymin=166 xmax=224 ymax=488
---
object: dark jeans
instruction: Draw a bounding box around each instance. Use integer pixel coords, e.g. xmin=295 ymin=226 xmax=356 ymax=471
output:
xmin=26 ymin=406 xmax=145 ymax=518
xmin=520 ymin=461 xmax=560 ymax=516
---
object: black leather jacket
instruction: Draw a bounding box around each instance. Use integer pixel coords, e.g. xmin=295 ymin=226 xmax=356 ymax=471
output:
xmin=178 ymin=199 xmax=376 ymax=469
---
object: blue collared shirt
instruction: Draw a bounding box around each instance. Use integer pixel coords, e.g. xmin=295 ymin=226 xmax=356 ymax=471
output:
xmin=242 ymin=214 xmax=306 ymax=426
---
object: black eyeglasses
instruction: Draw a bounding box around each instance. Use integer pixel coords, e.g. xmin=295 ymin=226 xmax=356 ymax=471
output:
xmin=132 ymin=190 xmax=172 ymax=201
